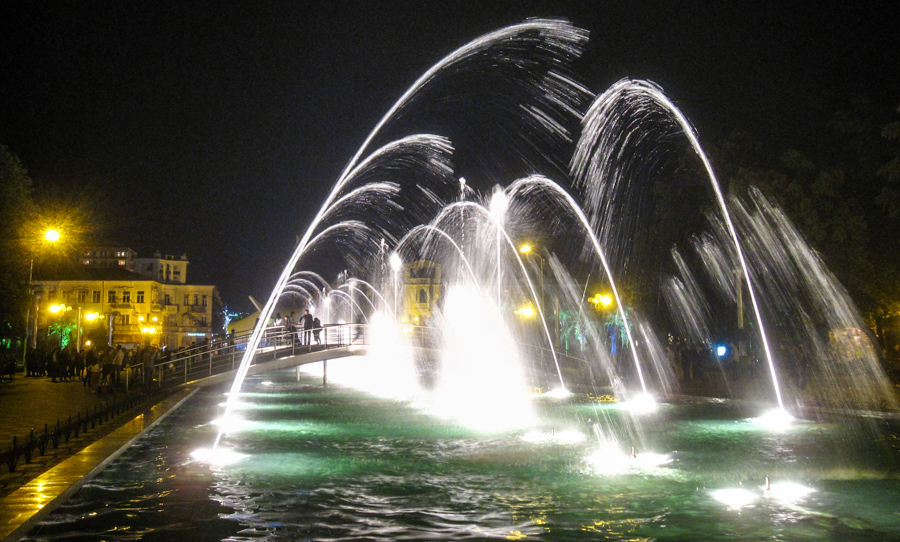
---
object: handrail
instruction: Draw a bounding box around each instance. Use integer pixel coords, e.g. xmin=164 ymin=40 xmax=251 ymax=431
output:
xmin=149 ymin=323 xmax=376 ymax=388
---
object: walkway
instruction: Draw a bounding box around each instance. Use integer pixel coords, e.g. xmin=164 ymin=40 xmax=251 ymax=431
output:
xmin=0 ymin=387 xmax=194 ymax=542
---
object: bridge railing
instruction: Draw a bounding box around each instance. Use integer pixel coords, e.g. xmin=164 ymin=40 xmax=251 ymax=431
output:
xmin=148 ymin=323 xmax=370 ymax=388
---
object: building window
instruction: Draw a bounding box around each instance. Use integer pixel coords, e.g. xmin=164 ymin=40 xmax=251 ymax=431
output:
xmin=82 ymin=260 xmax=90 ymax=265
xmin=200 ymin=316 xmax=207 ymax=326
xmin=183 ymin=294 xmax=190 ymax=306
xmin=118 ymin=260 xmax=126 ymax=266
xmin=92 ymin=290 xmax=101 ymax=303
xmin=164 ymin=293 xmax=171 ymax=305
xmin=202 ymin=295 xmax=208 ymax=307
xmin=418 ymin=289 xmax=428 ymax=304
xmin=108 ymin=291 xmax=116 ymax=303
xmin=122 ymin=291 xmax=131 ymax=303
xmin=137 ymin=291 xmax=144 ymax=303
xmin=77 ymin=290 xmax=86 ymax=303
xmin=120 ymin=314 xmax=130 ymax=325
xmin=48 ymin=290 xmax=56 ymax=300
xmin=194 ymin=294 xmax=199 ymax=306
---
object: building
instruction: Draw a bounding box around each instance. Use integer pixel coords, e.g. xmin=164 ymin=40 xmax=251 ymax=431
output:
xmin=79 ymin=247 xmax=137 ymax=271
xmin=134 ymin=251 xmax=189 ymax=284
xmin=32 ymin=252 xmax=222 ymax=350
xmin=399 ymin=260 xmax=442 ymax=324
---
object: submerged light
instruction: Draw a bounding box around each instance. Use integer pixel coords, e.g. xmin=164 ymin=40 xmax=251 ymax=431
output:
xmin=191 ymin=447 xmax=247 ymax=466
xmin=622 ymin=392 xmax=657 ymax=413
xmin=754 ymin=408 xmax=794 ymax=430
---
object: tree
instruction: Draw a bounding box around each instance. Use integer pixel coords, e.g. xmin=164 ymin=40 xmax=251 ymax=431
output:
xmin=0 ymin=144 xmax=35 ymax=345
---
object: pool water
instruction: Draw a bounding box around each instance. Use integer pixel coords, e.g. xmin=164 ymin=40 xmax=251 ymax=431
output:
xmin=24 ymin=370 xmax=900 ymax=541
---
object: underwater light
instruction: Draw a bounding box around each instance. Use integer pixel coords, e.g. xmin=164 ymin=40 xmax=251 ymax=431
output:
xmin=211 ymin=414 xmax=250 ymax=433
xmin=765 ymin=481 xmax=815 ymax=502
xmin=585 ymin=448 xmax=631 ymax=475
xmin=546 ymin=387 xmax=571 ymax=399
xmin=190 ymin=447 xmax=247 ymax=466
xmin=623 ymin=392 xmax=658 ymax=413
xmin=711 ymin=488 xmax=757 ymax=510
xmin=754 ymin=408 xmax=794 ymax=430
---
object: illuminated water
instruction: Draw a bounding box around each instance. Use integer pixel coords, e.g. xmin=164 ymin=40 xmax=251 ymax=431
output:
xmin=26 ymin=370 xmax=900 ymax=541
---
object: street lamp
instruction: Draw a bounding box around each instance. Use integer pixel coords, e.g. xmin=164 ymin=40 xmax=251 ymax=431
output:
xmin=24 ymin=228 xmax=62 ymax=356
xmin=519 ymin=243 xmax=545 ymax=312
xmin=589 ymin=294 xmax=614 ymax=309
xmin=516 ymin=305 xmax=536 ymax=318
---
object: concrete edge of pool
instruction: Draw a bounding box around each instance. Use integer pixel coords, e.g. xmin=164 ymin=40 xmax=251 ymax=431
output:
xmin=0 ymin=387 xmax=198 ymax=542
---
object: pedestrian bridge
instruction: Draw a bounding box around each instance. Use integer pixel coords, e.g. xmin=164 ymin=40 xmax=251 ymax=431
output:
xmin=147 ymin=322 xmax=587 ymax=391
xmin=151 ymin=324 xmax=437 ymax=389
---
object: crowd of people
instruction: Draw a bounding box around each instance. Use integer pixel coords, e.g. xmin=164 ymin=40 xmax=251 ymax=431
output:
xmin=271 ymin=309 xmax=322 ymax=345
xmin=19 ymin=343 xmax=163 ymax=392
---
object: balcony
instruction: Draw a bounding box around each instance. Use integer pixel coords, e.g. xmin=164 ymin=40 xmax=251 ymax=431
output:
xmin=189 ymin=305 xmax=209 ymax=313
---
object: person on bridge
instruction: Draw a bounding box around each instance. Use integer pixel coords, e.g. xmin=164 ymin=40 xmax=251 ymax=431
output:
xmin=301 ymin=310 xmax=314 ymax=345
xmin=313 ymin=317 xmax=321 ymax=344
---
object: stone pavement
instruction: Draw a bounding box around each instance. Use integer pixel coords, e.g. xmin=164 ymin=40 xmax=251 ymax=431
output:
xmin=0 ymin=387 xmax=195 ymax=542
xmin=0 ymin=373 xmax=158 ymax=499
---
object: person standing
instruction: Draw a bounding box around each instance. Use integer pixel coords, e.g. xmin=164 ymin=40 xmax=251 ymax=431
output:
xmin=113 ymin=344 xmax=125 ymax=386
xmin=301 ymin=310 xmax=314 ymax=345
xmin=312 ymin=317 xmax=322 ymax=345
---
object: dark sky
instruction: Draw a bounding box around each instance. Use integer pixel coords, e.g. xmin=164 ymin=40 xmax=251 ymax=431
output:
xmin=2 ymin=1 xmax=897 ymax=311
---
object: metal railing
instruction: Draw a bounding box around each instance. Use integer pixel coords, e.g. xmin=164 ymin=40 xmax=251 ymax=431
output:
xmin=149 ymin=323 xmax=373 ymax=388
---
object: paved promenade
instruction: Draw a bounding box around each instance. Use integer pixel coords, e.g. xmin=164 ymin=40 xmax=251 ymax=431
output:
xmin=0 ymin=385 xmax=194 ymax=542
xmin=0 ymin=374 xmax=160 ymax=500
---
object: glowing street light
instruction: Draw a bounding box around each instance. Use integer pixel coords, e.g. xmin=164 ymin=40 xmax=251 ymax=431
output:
xmin=519 ymin=244 xmax=532 ymax=254
xmin=23 ymin=228 xmax=64 ymax=361
xmin=590 ymin=294 xmax=613 ymax=308
xmin=516 ymin=305 xmax=535 ymax=318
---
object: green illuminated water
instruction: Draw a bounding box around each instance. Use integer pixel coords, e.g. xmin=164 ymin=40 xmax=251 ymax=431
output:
xmin=25 ymin=370 xmax=900 ymax=541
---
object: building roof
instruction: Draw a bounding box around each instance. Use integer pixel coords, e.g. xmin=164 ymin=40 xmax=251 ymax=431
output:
xmin=32 ymin=264 xmax=212 ymax=286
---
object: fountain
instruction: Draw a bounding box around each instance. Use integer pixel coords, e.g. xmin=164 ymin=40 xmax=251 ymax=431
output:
xmin=21 ymin=18 xmax=899 ymax=541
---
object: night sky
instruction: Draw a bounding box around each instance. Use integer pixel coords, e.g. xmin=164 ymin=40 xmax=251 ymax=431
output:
xmin=2 ymin=1 xmax=897 ymax=311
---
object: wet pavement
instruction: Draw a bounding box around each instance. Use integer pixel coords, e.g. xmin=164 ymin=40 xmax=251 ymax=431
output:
xmin=0 ymin=373 xmax=192 ymax=542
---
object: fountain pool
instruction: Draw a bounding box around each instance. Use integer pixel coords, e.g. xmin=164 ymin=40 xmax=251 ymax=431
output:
xmin=23 ymin=370 xmax=900 ymax=541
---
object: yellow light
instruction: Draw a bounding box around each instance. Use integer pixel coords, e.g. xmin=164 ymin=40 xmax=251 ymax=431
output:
xmin=84 ymin=340 xmax=91 ymax=346
xmin=517 ymin=306 xmax=535 ymax=318
xmin=138 ymin=316 xmax=145 ymax=322
xmin=44 ymin=229 xmax=60 ymax=242
xmin=600 ymin=295 xmax=613 ymax=307
xmin=49 ymin=304 xmax=61 ymax=313
xmin=85 ymin=312 xmax=99 ymax=321
xmin=151 ymin=316 xmax=158 ymax=322
xmin=519 ymin=244 xmax=532 ymax=254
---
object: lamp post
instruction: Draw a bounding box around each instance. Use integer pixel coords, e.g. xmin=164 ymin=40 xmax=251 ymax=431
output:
xmin=519 ymin=244 xmax=545 ymax=314
xmin=22 ymin=228 xmax=62 ymax=366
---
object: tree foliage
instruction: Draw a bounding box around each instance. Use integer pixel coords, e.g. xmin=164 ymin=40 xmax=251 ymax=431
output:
xmin=723 ymin=98 xmax=900 ymax=321
xmin=0 ymin=144 xmax=35 ymax=343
